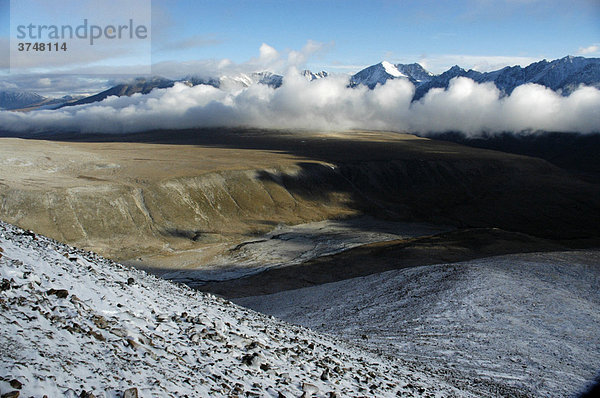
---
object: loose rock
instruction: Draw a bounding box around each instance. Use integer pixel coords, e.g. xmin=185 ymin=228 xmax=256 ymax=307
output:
xmin=241 ymin=353 xmax=259 ymax=367
xmin=122 ymin=387 xmax=138 ymax=398
xmin=302 ymin=382 xmax=319 ymax=395
xmin=0 ymin=278 xmax=11 ymax=291
xmin=47 ymin=288 xmax=69 ymax=299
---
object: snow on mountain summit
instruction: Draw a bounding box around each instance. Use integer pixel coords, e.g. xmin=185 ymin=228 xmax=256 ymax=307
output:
xmin=42 ymin=55 xmax=600 ymax=109
xmin=301 ymin=70 xmax=328 ymax=81
xmin=350 ymin=61 xmax=433 ymax=88
xmin=410 ymin=55 xmax=600 ymax=99
xmin=350 ymin=56 xmax=600 ymax=100
xmin=0 ymin=221 xmax=470 ymax=397
xmin=350 ymin=62 xmax=407 ymax=89
xmin=0 ymin=91 xmax=47 ymax=110
xmin=381 ymin=61 xmax=406 ymax=78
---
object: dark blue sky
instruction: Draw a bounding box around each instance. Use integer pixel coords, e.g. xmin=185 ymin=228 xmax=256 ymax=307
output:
xmin=150 ymin=0 xmax=600 ymax=72
xmin=2 ymin=0 xmax=599 ymax=76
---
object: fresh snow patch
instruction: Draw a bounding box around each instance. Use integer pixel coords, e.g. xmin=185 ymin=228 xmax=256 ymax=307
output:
xmin=381 ymin=61 xmax=406 ymax=78
xmin=238 ymin=251 xmax=600 ymax=397
xmin=0 ymin=220 xmax=471 ymax=397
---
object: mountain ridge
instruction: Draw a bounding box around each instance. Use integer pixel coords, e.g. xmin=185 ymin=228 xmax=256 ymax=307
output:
xmin=408 ymin=55 xmax=600 ymax=99
xmin=349 ymin=61 xmax=433 ymax=88
xmin=3 ymin=55 xmax=599 ymax=110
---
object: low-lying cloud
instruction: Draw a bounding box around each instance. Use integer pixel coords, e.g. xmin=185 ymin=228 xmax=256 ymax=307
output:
xmin=1 ymin=71 xmax=599 ymax=136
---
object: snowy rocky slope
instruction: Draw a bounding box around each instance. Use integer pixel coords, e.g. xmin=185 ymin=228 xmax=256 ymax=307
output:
xmin=0 ymin=220 xmax=476 ymax=398
xmin=238 ymin=251 xmax=600 ymax=397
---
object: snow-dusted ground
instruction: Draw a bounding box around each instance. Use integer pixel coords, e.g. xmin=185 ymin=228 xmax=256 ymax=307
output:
xmin=238 ymin=251 xmax=600 ymax=397
xmin=158 ymin=217 xmax=448 ymax=285
xmin=0 ymin=220 xmax=473 ymax=397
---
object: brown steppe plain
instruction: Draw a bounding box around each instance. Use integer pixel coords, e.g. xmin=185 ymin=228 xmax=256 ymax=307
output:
xmin=1 ymin=128 xmax=598 ymax=295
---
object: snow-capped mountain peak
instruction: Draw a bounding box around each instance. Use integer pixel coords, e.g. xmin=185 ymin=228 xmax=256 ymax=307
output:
xmin=349 ymin=61 xmax=412 ymax=88
xmin=12 ymin=55 xmax=598 ymax=110
xmin=350 ymin=56 xmax=600 ymax=101
xmin=0 ymin=91 xmax=46 ymax=110
xmin=301 ymin=70 xmax=329 ymax=81
xmin=350 ymin=61 xmax=438 ymax=89
xmin=409 ymin=56 xmax=600 ymax=100
xmin=395 ymin=63 xmax=435 ymax=83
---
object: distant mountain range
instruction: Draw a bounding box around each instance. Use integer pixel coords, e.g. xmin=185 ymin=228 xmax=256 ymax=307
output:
xmin=0 ymin=91 xmax=85 ymax=111
xmin=414 ymin=56 xmax=600 ymax=99
xmin=57 ymin=69 xmax=329 ymax=108
xmin=56 ymin=77 xmax=175 ymax=108
xmin=0 ymin=91 xmax=82 ymax=111
xmin=0 ymin=91 xmax=46 ymax=110
xmin=1 ymin=56 xmax=598 ymax=110
xmin=351 ymin=56 xmax=600 ymax=99
xmin=182 ymin=71 xmax=284 ymax=91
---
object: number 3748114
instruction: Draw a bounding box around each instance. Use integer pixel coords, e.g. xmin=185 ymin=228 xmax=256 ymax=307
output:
xmin=17 ymin=42 xmax=67 ymax=52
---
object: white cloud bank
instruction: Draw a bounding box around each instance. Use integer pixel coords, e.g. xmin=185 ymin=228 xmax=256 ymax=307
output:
xmin=1 ymin=71 xmax=599 ymax=136
xmin=578 ymin=44 xmax=600 ymax=55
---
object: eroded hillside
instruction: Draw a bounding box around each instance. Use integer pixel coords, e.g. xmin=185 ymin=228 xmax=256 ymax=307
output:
xmin=1 ymin=129 xmax=599 ymax=271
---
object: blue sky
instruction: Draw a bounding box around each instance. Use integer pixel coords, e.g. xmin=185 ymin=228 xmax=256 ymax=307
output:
xmin=149 ymin=0 xmax=600 ymax=73
xmin=1 ymin=0 xmax=599 ymax=92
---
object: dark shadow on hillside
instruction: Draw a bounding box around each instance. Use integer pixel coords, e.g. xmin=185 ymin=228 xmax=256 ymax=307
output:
xmin=198 ymin=227 xmax=580 ymax=298
xmin=579 ymin=377 xmax=600 ymax=398
xmin=429 ymin=131 xmax=600 ymax=183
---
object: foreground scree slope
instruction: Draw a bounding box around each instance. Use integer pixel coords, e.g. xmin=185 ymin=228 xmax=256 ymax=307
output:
xmin=238 ymin=251 xmax=600 ymax=397
xmin=0 ymin=221 xmax=475 ymax=397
